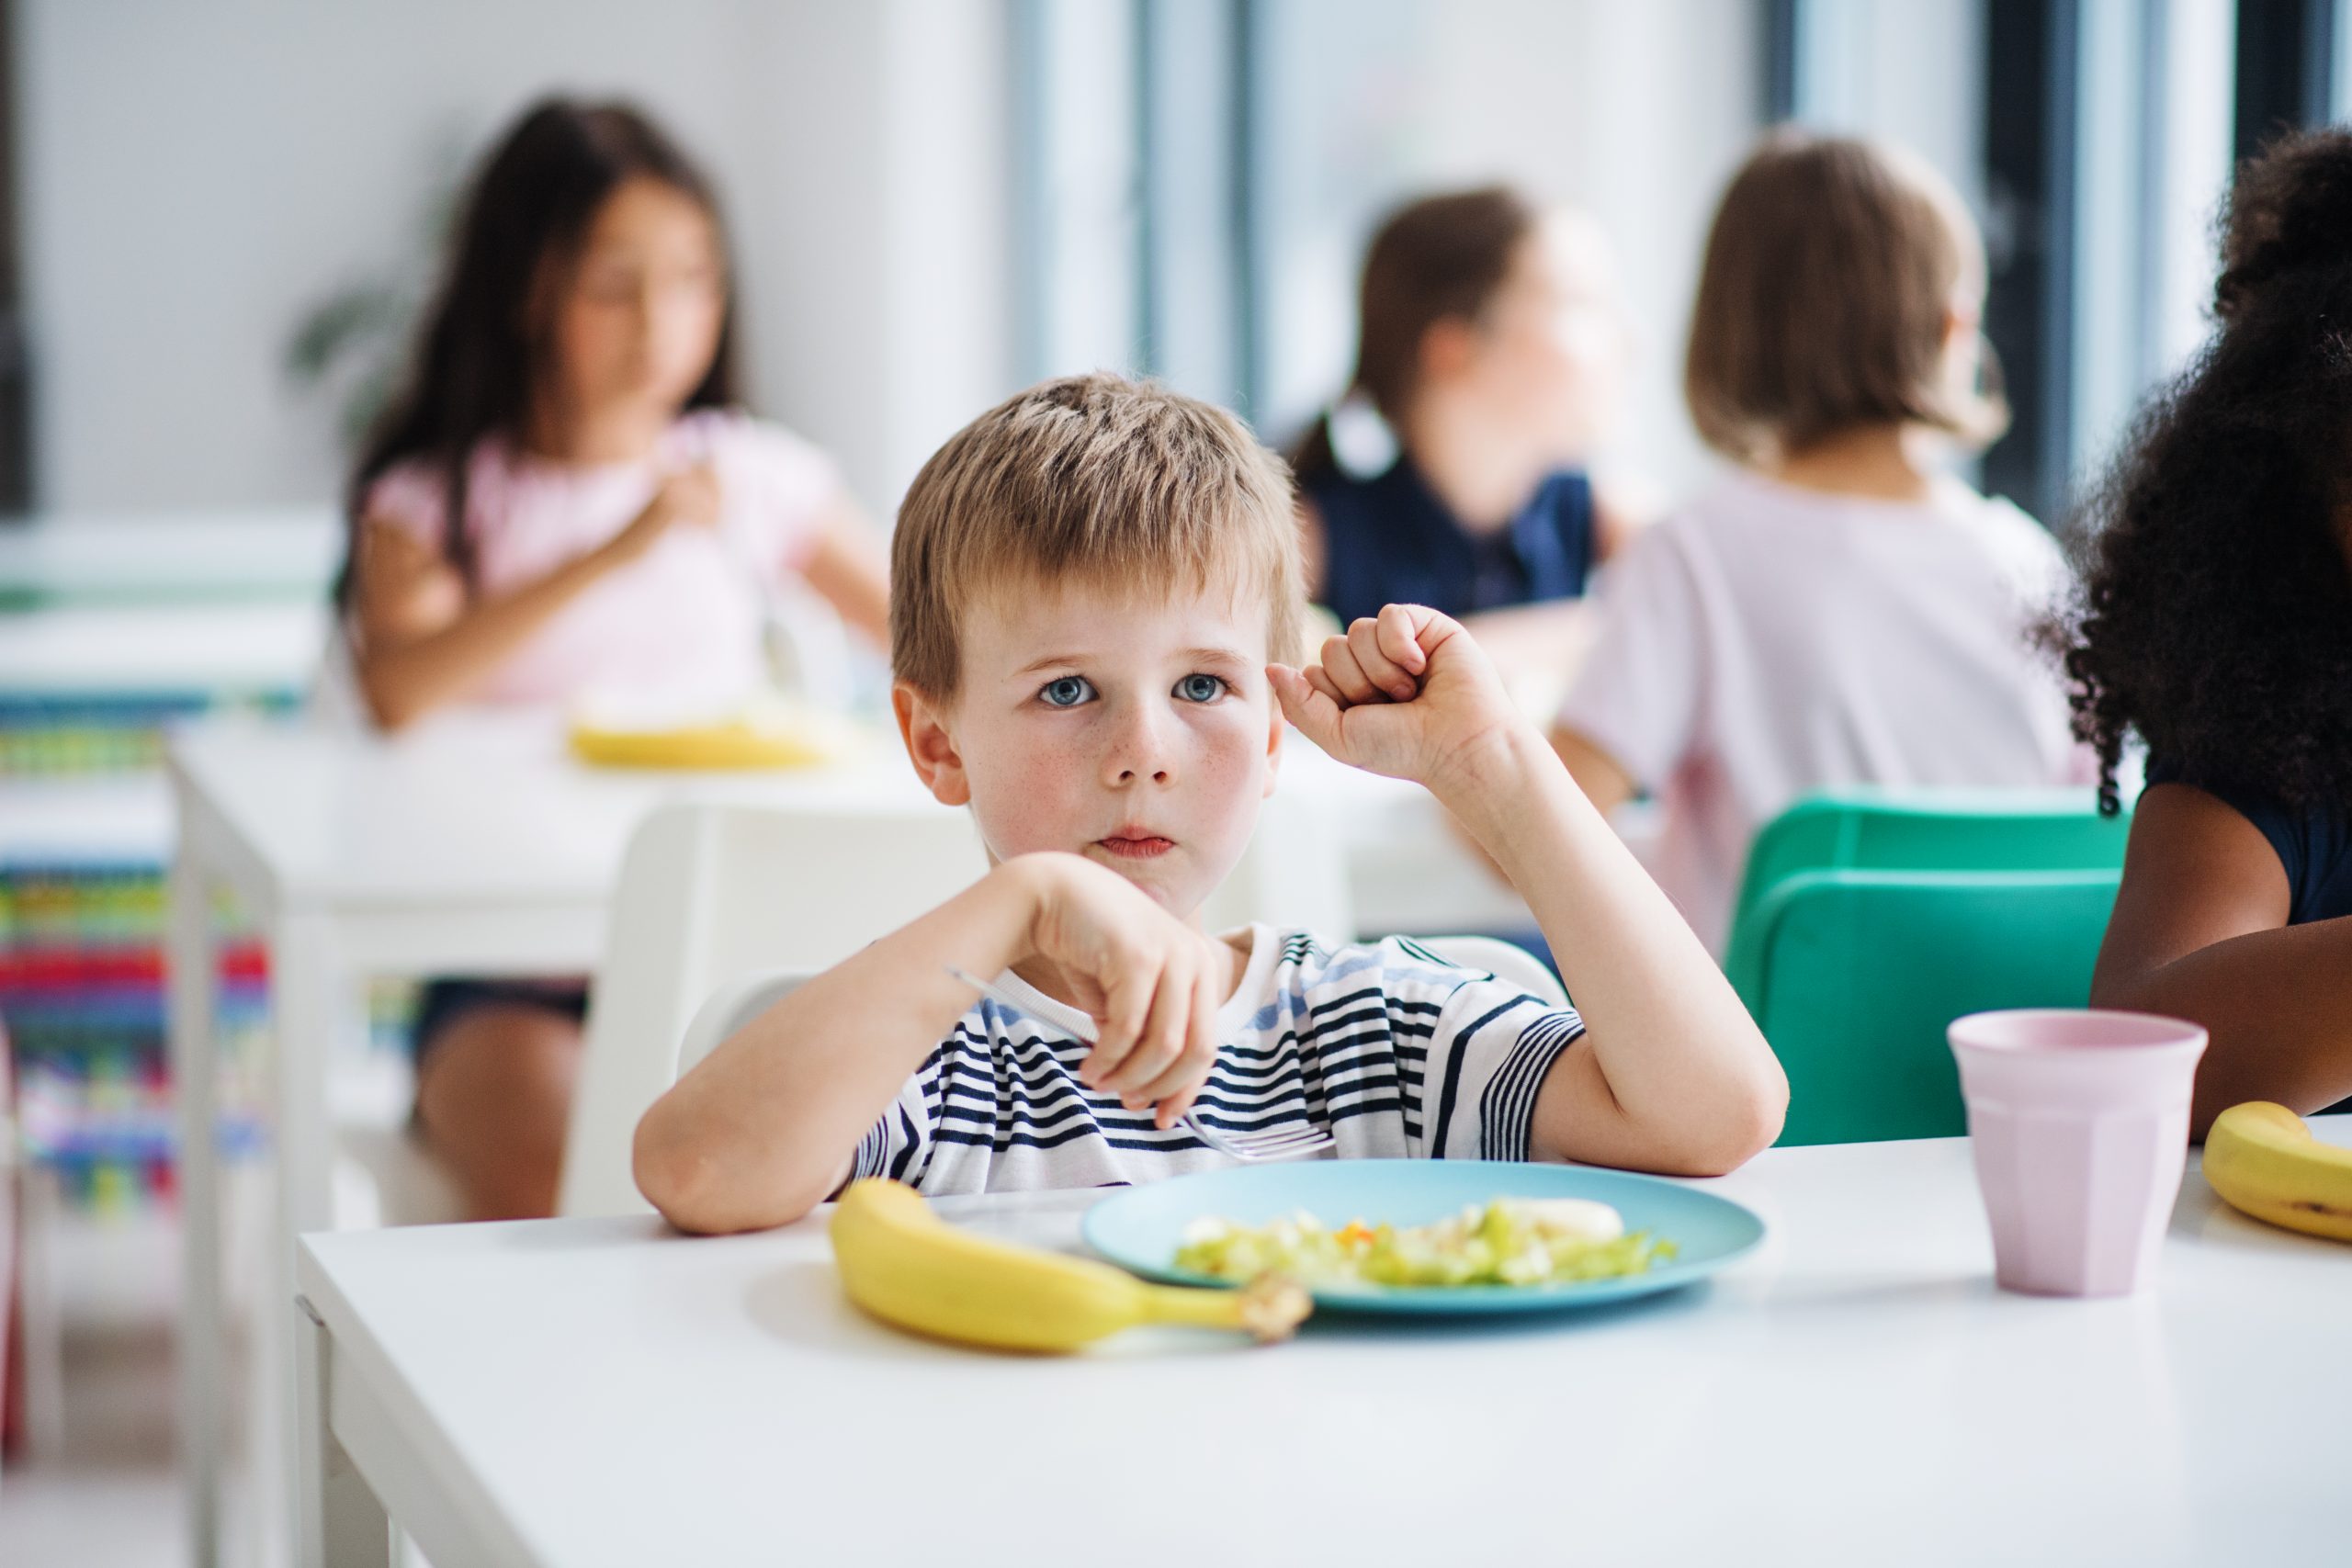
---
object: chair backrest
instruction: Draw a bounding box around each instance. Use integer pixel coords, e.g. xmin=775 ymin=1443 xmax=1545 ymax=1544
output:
xmin=674 ymin=968 xmax=812 ymax=1081
xmin=1743 ymin=868 xmax=2121 ymax=1146
xmin=561 ymin=783 xmax=1360 ymax=1216
xmin=559 ymin=801 xmax=990 ymax=1216
xmin=1414 ymin=935 xmax=1568 ymax=1010
xmin=1726 ymin=788 xmax=2130 ymax=1001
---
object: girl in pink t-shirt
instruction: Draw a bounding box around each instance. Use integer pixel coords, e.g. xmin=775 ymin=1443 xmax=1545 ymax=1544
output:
xmin=338 ymin=98 xmax=889 ymax=1219
xmin=1552 ymin=132 xmax=2083 ymax=953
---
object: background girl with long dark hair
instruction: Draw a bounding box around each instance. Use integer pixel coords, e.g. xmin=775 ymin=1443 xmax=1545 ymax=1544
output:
xmin=340 ymin=98 xmax=889 ymax=1217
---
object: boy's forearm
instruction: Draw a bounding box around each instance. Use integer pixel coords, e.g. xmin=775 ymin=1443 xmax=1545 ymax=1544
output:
xmin=636 ymin=859 xmax=1046 ymax=1233
xmin=1430 ymin=724 xmax=1785 ymax=1168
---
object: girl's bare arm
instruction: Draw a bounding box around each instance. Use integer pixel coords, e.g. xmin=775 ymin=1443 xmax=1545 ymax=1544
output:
xmin=2090 ymin=783 xmax=2352 ymax=1135
xmin=796 ymin=493 xmax=892 ymax=648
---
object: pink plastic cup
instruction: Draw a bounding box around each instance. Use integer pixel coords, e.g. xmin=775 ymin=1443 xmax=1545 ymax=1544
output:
xmin=1947 ymin=1009 xmax=2208 ymax=1297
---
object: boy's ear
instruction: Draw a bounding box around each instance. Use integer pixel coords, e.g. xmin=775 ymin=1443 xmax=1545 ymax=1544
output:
xmin=893 ymin=681 xmax=972 ymax=807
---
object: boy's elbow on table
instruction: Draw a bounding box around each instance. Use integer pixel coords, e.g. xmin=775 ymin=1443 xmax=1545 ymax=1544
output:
xmin=634 ymin=1103 xmax=842 ymax=1235
xmin=1694 ymin=1065 xmax=1790 ymax=1176
xmin=633 ymin=1114 xmax=723 ymax=1234
xmin=1643 ymin=1055 xmax=1790 ymax=1179
xmin=633 ymin=1113 xmax=758 ymax=1235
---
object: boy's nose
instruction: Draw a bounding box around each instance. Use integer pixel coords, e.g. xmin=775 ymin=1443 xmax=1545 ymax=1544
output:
xmin=1102 ymin=706 xmax=1175 ymax=787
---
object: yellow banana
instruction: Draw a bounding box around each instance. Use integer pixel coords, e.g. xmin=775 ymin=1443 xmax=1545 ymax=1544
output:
xmin=828 ymin=1179 xmax=1311 ymax=1352
xmin=2202 ymin=1101 xmax=2352 ymax=1243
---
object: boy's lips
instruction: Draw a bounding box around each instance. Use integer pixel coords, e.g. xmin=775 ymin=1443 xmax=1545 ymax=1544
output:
xmin=1095 ymin=831 xmax=1176 ymax=860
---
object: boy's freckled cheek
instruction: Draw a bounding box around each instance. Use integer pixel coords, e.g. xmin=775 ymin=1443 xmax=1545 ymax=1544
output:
xmin=966 ymin=728 xmax=1098 ymax=853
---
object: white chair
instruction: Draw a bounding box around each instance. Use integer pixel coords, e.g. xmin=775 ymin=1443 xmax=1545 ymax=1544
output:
xmin=558 ymin=801 xmax=991 ymax=1216
xmin=1416 ymin=935 xmax=1568 ymax=1009
xmin=333 ymin=1120 xmax=462 ymax=1226
xmin=675 ymin=968 xmax=814 ymax=1079
xmin=562 ymin=781 xmax=1373 ymax=1216
xmin=664 ymin=797 xmax=1381 ymax=1087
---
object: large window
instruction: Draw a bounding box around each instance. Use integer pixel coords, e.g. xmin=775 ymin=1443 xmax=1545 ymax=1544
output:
xmin=1013 ymin=0 xmax=1437 ymax=436
xmin=2235 ymin=0 xmax=2336 ymax=161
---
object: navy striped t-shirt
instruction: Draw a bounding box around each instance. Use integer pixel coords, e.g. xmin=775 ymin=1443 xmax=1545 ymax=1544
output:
xmin=845 ymin=926 xmax=1584 ymax=1196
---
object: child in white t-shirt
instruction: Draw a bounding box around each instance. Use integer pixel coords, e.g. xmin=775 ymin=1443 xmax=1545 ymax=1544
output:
xmin=635 ymin=374 xmax=1787 ymax=1232
xmin=1551 ymin=131 xmax=2085 ymax=952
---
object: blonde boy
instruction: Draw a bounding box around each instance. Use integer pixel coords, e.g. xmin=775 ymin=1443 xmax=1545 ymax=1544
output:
xmin=637 ymin=375 xmax=1784 ymax=1233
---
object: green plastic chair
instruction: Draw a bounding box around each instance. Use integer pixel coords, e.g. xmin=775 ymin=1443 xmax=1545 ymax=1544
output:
xmin=1726 ymin=789 xmax=2131 ymax=957
xmin=1731 ymin=868 xmax=2122 ymax=1145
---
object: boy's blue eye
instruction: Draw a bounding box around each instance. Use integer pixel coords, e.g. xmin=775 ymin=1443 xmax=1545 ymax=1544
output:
xmin=1039 ymin=676 xmax=1094 ymax=708
xmin=1175 ymin=673 xmax=1227 ymax=703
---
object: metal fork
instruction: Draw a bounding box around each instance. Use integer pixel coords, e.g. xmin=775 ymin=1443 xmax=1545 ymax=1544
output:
xmin=945 ymin=966 xmax=1333 ymax=1162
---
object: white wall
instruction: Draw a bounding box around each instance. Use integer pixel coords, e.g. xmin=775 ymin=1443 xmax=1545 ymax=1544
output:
xmin=17 ymin=0 xmax=1016 ymax=516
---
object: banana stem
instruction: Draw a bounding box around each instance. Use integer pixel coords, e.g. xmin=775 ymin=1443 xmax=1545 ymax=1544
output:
xmin=1140 ymin=1276 xmax=1312 ymax=1342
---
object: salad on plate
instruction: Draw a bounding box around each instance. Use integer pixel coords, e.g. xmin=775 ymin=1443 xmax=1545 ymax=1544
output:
xmin=1174 ymin=1197 xmax=1675 ymax=1290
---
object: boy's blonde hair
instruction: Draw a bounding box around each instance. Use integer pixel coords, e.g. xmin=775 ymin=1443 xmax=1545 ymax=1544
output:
xmin=890 ymin=373 xmax=1306 ymax=698
xmin=1685 ymin=130 xmax=2007 ymax=463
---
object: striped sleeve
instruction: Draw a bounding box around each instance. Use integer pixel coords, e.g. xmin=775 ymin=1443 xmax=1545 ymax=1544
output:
xmin=842 ymin=1043 xmax=947 ymax=1190
xmin=1419 ymin=976 xmax=1585 ymax=1162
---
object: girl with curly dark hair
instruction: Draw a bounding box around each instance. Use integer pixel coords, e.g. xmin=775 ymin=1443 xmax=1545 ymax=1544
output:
xmin=2068 ymin=127 xmax=2352 ymax=1134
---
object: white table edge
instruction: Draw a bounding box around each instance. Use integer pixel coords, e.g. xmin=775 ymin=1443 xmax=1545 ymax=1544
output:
xmin=296 ymin=1242 xmax=545 ymax=1568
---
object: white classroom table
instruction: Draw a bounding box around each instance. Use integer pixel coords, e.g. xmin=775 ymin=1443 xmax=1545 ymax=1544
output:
xmin=167 ymin=708 xmax=1530 ymax=1567
xmin=292 ymin=1122 xmax=2352 ymax=1568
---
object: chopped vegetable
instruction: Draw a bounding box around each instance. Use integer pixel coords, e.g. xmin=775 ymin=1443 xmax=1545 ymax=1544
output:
xmin=1175 ymin=1198 xmax=1675 ymax=1290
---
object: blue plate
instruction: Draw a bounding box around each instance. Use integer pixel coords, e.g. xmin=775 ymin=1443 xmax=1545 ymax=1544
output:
xmin=1081 ymin=1160 xmax=1766 ymax=1316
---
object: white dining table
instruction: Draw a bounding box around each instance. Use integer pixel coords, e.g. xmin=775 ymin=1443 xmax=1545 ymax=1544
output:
xmin=291 ymin=1122 xmax=2352 ymax=1568
xmin=166 ymin=706 xmax=1532 ymax=1567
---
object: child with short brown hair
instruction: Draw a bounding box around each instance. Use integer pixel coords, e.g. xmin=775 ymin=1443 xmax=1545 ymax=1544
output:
xmin=636 ymin=373 xmax=1784 ymax=1234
